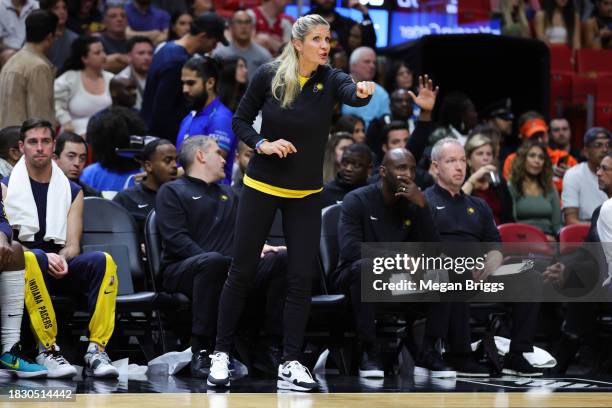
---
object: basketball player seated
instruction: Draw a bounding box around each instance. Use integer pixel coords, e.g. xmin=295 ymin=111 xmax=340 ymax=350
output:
xmin=1 ymin=119 xmax=119 ymax=379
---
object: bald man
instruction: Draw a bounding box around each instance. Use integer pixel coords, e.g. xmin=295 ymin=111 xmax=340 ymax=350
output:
xmin=333 ymin=148 xmax=455 ymax=379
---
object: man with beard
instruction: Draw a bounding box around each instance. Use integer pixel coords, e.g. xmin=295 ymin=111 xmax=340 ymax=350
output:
xmin=320 ymin=143 xmax=372 ymax=208
xmin=333 ymin=147 xmax=449 ymax=378
xmin=562 ymin=128 xmax=611 ymax=224
xmin=176 ymin=56 xmax=236 ymax=185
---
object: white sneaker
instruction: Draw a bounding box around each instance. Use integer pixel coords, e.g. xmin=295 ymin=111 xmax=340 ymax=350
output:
xmin=84 ymin=344 xmax=119 ymax=378
xmin=35 ymin=345 xmax=77 ymax=379
xmin=207 ymin=352 xmax=230 ymax=387
xmin=277 ymin=361 xmax=318 ymax=392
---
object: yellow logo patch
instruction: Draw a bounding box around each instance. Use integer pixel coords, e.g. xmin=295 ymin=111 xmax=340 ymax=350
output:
xmin=220 ymin=194 xmax=229 ymax=201
xmin=467 ymin=207 xmax=475 ymax=215
xmin=404 ymin=219 xmax=411 ymax=226
xmin=316 ymin=83 xmax=323 ymax=91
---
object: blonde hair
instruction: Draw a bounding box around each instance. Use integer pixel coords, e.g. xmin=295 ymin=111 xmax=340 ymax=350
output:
xmin=271 ymin=14 xmax=329 ymax=109
xmin=465 ymin=134 xmax=494 ymax=160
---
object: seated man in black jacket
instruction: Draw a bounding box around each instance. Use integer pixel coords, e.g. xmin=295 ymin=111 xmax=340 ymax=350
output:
xmin=333 ymin=147 xmax=455 ymax=379
xmin=156 ymin=136 xmax=287 ymax=378
xmin=113 ymin=138 xmax=178 ymax=231
xmin=320 ymin=143 xmax=372 ymax=208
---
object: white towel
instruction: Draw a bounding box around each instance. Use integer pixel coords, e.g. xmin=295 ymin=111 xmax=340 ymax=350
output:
xmin=471 ymin=336 xmax=557 ymax=368
xmin=5 ymin=157 xmax=73 ymax=245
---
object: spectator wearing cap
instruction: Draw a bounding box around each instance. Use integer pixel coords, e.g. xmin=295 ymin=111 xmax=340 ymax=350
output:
xmin=0 ymin=0 xmax=39 ymax=50
xmin=502 ymin=111 xmax=578 ymax=194
xmin=53 ymin=131 xmax=101 ymax=197
xmin=176 ymin=56 xmax=236 ymax=185
xmin=482 ymin=98 xmax=516 ymax=160
xmin=113 ymin=138 xmax=178 ymax=231
xmin=550 ymin=118 xmax=582 ymax=160
xmin=562 ymin=127 xmax=611 ymax=224
xmin=212 ymin=10 xmax=272 ymax=82
xmin=141 ymin=12 xmax=229 ymax=143
xmin=125 ymin=0 xmax=171 ymax=45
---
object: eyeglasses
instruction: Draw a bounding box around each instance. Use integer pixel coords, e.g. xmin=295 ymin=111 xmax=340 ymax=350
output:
xmin=596 ymin=164 xmax=612 ymax=172
xmin=590 ymin=142 xmax=610 ymax=149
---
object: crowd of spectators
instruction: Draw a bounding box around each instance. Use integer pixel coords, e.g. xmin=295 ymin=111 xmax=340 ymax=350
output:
xmin=0 ymin=0 xmax=610 ymax=382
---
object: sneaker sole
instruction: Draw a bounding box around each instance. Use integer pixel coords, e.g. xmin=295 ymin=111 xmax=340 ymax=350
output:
xmin=359 ymin=369 xmax=384 ymax=378
xmin=456 ymin=371 xmax=491 ymax=377
xmin=414 ymin=366 xmax=456 ymax=378
xmin=85 ymin=367 xmax=119 ymax=379
xmin=2 ymin=369 xmax=47 ymax=379
xmin=207 ymin=377 xmax=230 ymax=387
xmin=276 ymin=379 xmax=317 ymax=392
xmin=46 ymin=368 xmax=78 ymax=379
xmin=501 ymin=368 xmax=543 ymax=377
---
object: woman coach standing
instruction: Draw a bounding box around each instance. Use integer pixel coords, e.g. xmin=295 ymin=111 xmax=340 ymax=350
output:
xmin=208 ymin=14 xmax=374 ymax=391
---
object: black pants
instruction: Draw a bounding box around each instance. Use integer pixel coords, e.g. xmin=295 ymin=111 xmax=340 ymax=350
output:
xmin=332 ymin=259 xmax=455 ymax=347
xmin=164 ymin=250 xmax=287 ymax=340
xmin=216 ymin=186 xmax=321 ymax=362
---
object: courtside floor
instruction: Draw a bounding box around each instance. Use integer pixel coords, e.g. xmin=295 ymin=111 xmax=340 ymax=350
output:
xmin=3 ymin=373 xmax=612 ymax=407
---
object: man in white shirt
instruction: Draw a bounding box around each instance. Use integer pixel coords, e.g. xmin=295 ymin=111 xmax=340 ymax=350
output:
xmin=562 ymin=127 xmax=611 ymax=224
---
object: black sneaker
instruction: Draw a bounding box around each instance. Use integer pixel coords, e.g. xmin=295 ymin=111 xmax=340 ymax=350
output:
xmin=444 ymin=353 xmax=490 ymax=377
xmin=550 ymin=332 xmax=580 ymax=375
xmin=253 ymin=344 xmax=283 ymax=375
xmin=359 ymin=347 xmax=384 ymax=378
xmin=502 ymin=352 xmax=543 ymax=377
xmin=191 ymin=349 xmax=212 ymax=378
xmin=414 ymin=350 xmax=456 ymax=378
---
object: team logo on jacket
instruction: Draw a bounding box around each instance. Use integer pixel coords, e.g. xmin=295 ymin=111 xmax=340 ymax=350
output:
xmin=314 ymin=83 xmax=323 ymax=93
xmin=467 ymin=207 xmax=475 ymax=215
xmin=404 ymin=219 xmax=411 ymax=227
xmin=220 ymin=194 xmax=229 ymax=201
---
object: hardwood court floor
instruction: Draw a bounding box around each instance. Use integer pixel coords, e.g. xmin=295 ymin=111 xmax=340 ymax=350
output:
xmin=3 ymin=392 xmax=612 ymax=408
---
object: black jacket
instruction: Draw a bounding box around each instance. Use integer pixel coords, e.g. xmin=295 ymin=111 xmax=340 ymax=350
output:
xmin=112 ymin=182 xmax=157 ymax=231
xmin=233 ymin=63 xmax=371 ymax=190
xmin=320 ymin=174 xmax=367 ymax=209
xmin=156 ymin=175 xmax=238 ymax=269
xmin=335 ymin=184 xmax=439 ymax=282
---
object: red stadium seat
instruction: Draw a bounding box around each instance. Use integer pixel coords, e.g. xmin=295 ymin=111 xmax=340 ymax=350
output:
xmin=559 ymin=223 xmax=590 ymax=255
xmin=498 ymin=223 xmax=555 ymax=257
xmin=576 ymin=49 xmax=612 ymax=76
xmin=549 ymin=44 xmax=574 ymax=73
xmin=550 ymin=72 xmax=573 ymax=117
xmin=595 ymin=103 xmax=612 ymax=128
xmin=598 ymin=75 xmax=612 ymax=104
xmin=571 ymin=76 xmax=598 ymax=106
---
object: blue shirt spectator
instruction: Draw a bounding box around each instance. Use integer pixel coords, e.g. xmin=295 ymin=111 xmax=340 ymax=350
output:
xmin=80 ymin=162 xmax=141 ymax=193
xmin=125 ymin=1 xmax=170 ymax=32
xmin=342 ymin=82 xmax=389 ymax=130
xmin=176 ymin=97 xmax=236 ymax=184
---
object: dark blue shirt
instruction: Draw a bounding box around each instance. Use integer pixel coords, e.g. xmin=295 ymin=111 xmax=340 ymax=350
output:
xmin=2 ymin=176 xmax=81 ymax=253
xmin=125 ymin=2 xmax=170 ymax=31
xmin=424 ymin=183 xmax=501 ymax=244
xmin=141 ymin=41 xmax=191 ymax=142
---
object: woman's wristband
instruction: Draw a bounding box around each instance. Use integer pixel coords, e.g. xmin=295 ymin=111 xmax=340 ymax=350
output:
xmin=255 ymin=139 xmax=267 ymax=152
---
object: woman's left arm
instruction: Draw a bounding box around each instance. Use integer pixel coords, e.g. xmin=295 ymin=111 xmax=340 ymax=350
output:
xmin=331 ymin=69 xmax=374 ymax=107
